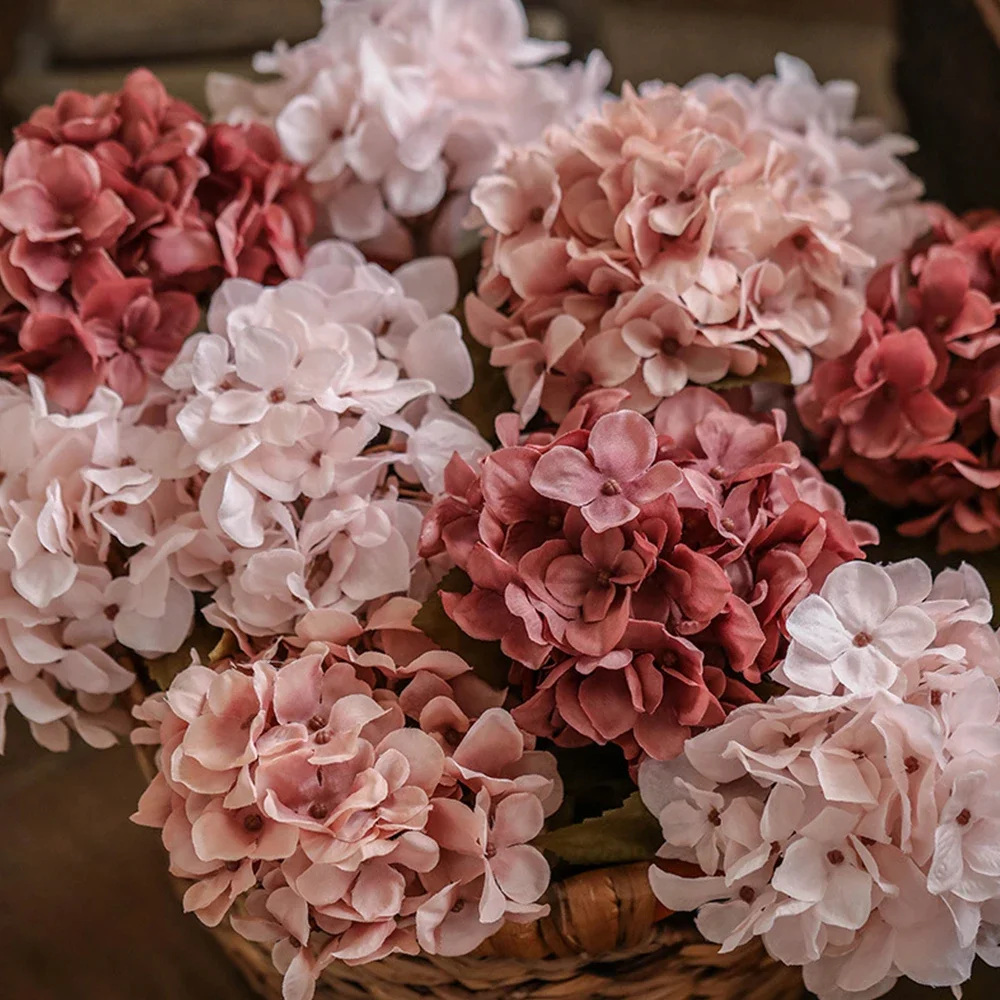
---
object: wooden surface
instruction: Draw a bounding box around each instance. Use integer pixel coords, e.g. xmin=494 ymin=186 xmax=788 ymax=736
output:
xmin=0 ymin=711 xmax=997 ymax=1000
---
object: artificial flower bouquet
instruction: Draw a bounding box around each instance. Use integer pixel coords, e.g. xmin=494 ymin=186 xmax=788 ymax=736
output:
xmin=3 ymin=3 xmax=1000 ymax=1000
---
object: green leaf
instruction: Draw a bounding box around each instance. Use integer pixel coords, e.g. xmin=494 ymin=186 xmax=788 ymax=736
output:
xmin=145 ymin=622 xmax=227 ymax=691
xmin=534 ymin=791 xmax=663 ymax=865
xmin=413 ymin=568 xmax=511 ymax=689
xmin=713 ymin=349 xmax=792 ymax=390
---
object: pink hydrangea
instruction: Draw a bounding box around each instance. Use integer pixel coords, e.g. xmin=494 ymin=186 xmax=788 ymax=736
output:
xmin=420 ymin=388 xmax=876 ymax=764
xmin=207 ymin=0 xmax=610 ymax=265
xmin=132 ymin=618 xmax=560 ymax=1000
xmin=466 ymin=81 xmax=872 ymax=423
xmin=0 ymin=377 xmax=196 ymax=753
xmin=798 ymin=210 xmax=1000 ymax=553
xmin=686 ymin=54 xmax=927 ymax=267
xmin=640 ymin=557 xmax=1000 ymax=1000
xmin=0 ymin=70 xmax=313 ymax=412
xmin=161 ymin=239 xmax=485 ymax=639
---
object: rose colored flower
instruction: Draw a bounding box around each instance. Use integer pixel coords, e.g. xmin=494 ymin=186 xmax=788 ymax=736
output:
xmin=531 ymin=410 xmax=681 ymax=532
xmin=422 ymin=388 xmax=875 ymax=763
xmin=0 ymin=140 xmax=132 ymax=297
xmin=7 ymin=307 xmax=101 ymax=411
xmin=468 ymin=80 xmax=870 ymax=422
xmin=799 ymin=211 xmax=1000 ymax=553
xmin=132 ymin=633 xmax=560 ymax=999
xmin=0 ymin=71 xmax=313 ymax=411
xmin=197 ymin=123 xmax=315 ymax=285
xmin=640 ymin=558 xmax=1000 ymax=1000
xmin=79 ymin=278 xmax=199 ymax=403
xmin=208 ymin=0 xmax=609 ymax=264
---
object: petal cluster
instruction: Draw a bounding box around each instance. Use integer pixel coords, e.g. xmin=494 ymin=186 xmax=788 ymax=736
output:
xmin=165 ymin=240 xmax=485 ymax=638
xmin=640 ymin=558 xmax=1000 ymax=1000
xmin=686 ymin=54 xmax=927 ymax=266
xmin=0 ymin=70 xmax=314 ymax=410
xmin=420 ymin=388 xmax=876 ymax=763
xmin=132 ymin=611 xmax=560 ymax=1000
xmin=798 ymin=210 xmax=1000 ymax=552
xmin=207 ymin=0 xmax=610 ymax=266
xmin=466 ymin=79 xmax=874 ymax=423
xmin=0 ymin=378 xmax=194 ymax=753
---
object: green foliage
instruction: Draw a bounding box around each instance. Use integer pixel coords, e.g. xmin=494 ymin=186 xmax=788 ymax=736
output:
xmin=714 ymin=349 xmax=792 ymax=389
xmin=535 ymin=791 xmax=663 ymax=866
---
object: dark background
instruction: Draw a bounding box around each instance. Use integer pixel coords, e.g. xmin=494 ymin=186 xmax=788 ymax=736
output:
xmin=2 ymin=2 xmax=1000 ymax=998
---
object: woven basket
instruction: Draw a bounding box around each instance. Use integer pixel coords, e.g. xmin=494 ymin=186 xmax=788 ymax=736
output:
xmin=133 ymin=731 xmax=803 ymax=1000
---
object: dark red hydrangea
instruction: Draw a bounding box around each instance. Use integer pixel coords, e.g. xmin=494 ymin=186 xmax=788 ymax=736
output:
xmin=0 ymin=70 xmax=314 ymax=411
xmin=798 ymin=208 xmax=1000 ymax=552
xmin=420 ymin=388 xmax=876 ymax=763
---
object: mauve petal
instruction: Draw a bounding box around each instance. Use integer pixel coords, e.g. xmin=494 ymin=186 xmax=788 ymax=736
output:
xmin=580 ymin=526 xmax=625 ymax=569
xmin=233 ymin=325 xmax=296 ymax=390
xmin=649 ymin=869 xmax=728 ymax=911
xmin=901 ymin=390 xmax=955 ymax=441
xmin=40 ymin=145 xmax=100 ymax=210
xmin=9 ymin=234 xmax=72 ymax=291
xmin=817 ymin=863 xmax=872 ymax=930
xmin=578 ymin=669 xmax=638 ymax=740
xmin=491 ymin=793 xmax=545 ymax=850
xmin=75 ymin=189 xmax=133 ymax=245
xmin=530 ymin=445 xmax=604 ymax=505
xmin=625 ymin=461 xmax=681 ymax=504
xmin=873 ymin=606 xmax=935 ymax=660
xmin=104 ymin=352 xmax=148 ymax=405
xmin=491 ymin=844 xmax=550 ymax=904
xmin=589 ymin=409 xmax=656 ymax=482
xmin=452 ymin=708 xmax=523 ymax=774
xmin=771 ymin=838 xmax=826 ymax=902
xmin=544 ymin=554 xmax=593 ymax=607
xmin=830 ymin=646 xmax=898 ymax=695
xmin=643 ymin=353 xmax=689 ymax=397
xmin=581 ymin=492 xmax=640 ymax=533
xmin=0 ymin=181 xmax=62 ymax=239
xmin=191 ymin=809 xmax=256 ymax=862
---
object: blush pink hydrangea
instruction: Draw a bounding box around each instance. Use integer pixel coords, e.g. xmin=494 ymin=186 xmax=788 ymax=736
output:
xmin=131 ymin=610 xmax=561 ymax=1000
xmin=0 ymin=376 xmax=196 ymax=753
xmin=686 ymin=54 xmax=927 ymax=267
xmin=798 ymin=209 xmax=1000 ymax=553
xmin=466 ymin=80 xmax=873 ymax=423
xmin=419 ymin=387 xmax=876 ymax=764
xmin=162 ymin=239 xmax=485 ymax=639
xmin=207 ymin=0 xmax=610 ymax=265
xmin=640 ymin=557 xmax=1000 ymax=1000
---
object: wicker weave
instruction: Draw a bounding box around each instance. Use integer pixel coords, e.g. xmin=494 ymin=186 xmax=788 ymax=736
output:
xmin=210 ymin=917 xmax=804 ymax=1000
xmin=134 ymin=712 xmax=803 ymax=1000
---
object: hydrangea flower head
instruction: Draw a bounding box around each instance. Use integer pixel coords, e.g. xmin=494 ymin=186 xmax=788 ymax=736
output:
xmin=466 ymin=77 xmax=878 ymax=423
xmin=686 ymin=54 xmax=927 ymax=266
xmin=0 ymin=70 xmax=314 ymax=411
xmin=640 ymin=557 xmax=1000 ymax=1000
xmin=420 ymin=388 xmax=876 ymax=764
xmin=798 ymin=209 xmax=1000 ymax=552
xmin=207 ymin=0 xmax=610 ymax=265
xmin=132 ymin=619 xmax=561 ymax=1000
xmin=164 ymin=239 xmax=485 ymax=640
